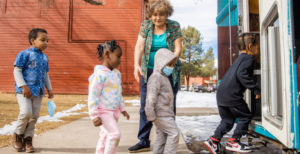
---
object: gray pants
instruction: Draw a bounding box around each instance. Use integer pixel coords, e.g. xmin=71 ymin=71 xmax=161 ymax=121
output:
xmin=14 ymin=94 xmax=43 ymax=138
xmin=153 ymin=117 xmax=179 ymax=154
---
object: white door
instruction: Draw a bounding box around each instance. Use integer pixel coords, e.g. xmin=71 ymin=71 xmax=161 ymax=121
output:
xmin=259 ymin=0 xmax=292 ymax=148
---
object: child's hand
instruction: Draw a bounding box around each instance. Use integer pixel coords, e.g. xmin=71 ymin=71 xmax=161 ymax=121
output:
xmin=22 ymin=85 xmax=32 ymax=98
xmin=121 ymin=111 xmax=130 ymax=120
xmin=255 ymin=94 xmax=261 ymax=99
xmin=48 ymin=90 xmax=54 ymax=99
xmin=92 ymin=117 xmax=102 ymax=127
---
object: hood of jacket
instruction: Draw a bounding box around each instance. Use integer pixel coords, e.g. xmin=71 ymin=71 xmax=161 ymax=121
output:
xmin=154 ymin=48 xmax=177 ymax=73
xmin=88 ymin=65 xmax=115 ymax=82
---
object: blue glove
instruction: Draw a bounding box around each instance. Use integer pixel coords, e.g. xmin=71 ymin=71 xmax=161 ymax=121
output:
xmin=47 ymin=100 xmax=56 ymax=117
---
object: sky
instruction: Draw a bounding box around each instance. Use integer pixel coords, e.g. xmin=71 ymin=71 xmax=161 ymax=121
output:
xmin=168 ymin=0 xmax=218 ymax=59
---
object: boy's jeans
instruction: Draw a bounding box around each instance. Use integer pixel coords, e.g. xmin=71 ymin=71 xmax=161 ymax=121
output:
xmin=96 ymin=110 xmax=121 ymax=154
xmin=153 ymin=117 xmax=179 ymax=154
xmin=14 ymin=94 xmax=43 ymax=138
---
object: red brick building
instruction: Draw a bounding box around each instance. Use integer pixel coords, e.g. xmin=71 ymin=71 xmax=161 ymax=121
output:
xmin=0 ymin=0 xmax=146 ymax=94
xmin=184 ymin=76 xmax=217 ymax=87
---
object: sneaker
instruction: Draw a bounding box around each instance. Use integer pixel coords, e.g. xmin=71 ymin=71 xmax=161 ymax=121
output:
xmin=203 ymin=137 xmax=220 ymax=154
xmin=225 ymin=138 xmax=252 ymax=153
xmin=128 ymin=143 xmax=150 ymax=153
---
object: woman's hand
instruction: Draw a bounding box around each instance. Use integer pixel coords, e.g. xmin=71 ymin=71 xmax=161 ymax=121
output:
xmin=134 ymin=65 xmax=143 ymax=82
xmin=134 ymin=35 xmax=145 ymax=82
xmin=121 ymin=111 xmax=130 ymax=120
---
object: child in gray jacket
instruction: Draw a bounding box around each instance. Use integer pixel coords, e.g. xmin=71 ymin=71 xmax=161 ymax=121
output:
xmin=145 ymin=48 xmax=180 ymax=154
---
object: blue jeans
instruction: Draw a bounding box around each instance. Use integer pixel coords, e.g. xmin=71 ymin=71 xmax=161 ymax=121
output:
xmin=137 ymin=69 xmax=179 ymax=146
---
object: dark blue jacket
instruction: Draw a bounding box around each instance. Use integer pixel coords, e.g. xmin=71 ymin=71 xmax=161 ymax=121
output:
xmin=217 ymin=53 xmax=260 ymax=106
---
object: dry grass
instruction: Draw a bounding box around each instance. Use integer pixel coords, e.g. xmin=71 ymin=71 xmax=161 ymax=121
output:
xmin=0 ymin=93 xmax=139 ymax=147
xmin=123 ymin=95 xmax=140 ymax=100
xmin=0 ymin=93 xmax=88 ymax=128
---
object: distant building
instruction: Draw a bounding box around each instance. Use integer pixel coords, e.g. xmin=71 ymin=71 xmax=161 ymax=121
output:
xmin=0 ymin=0 xmax=148 ymax=94
xmin=184 ymin=76 xmax=217 ymax=87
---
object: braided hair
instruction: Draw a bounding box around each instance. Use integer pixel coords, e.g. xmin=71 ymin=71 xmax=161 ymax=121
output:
xmin=238 ymin=32 xmax=259 ymax=50
xmin=238 ymin=32 xmax=260 ymax=61
xmin=96 ymin=40 xmax=121 ymax=60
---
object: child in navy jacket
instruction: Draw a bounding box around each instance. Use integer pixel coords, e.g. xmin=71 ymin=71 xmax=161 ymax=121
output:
xmin=204 ymin=33 xmax=261 ymax=154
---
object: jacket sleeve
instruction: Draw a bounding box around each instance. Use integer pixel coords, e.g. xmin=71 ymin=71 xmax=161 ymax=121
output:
xmin=14 ymin=67 xmax=26 ymax=88
xmin=119 ymin=84 xmax=125 ymax=112
xmin=172 ymin=20 xmax=182 ymax=40
xmin=118 ymin=71 xmax=125 ymax=112
xmin=139 ymin=20 xmax=147 ymax=38
xmin=145 ymin=75 xmax=160 ymax=121
xmin=237 ymin=58 xmax=260 ymax=95
xmin=44 ymin=72 xmax=52 ymax=91
xmin=120 ymin=97 xmax=125 ymax=112
xmin=88 ymin=73 xmax=104 ymax=120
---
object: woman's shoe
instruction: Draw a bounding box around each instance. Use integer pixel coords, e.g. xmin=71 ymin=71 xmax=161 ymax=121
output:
xmin=128 ymin=143 xmax=150 ymax=153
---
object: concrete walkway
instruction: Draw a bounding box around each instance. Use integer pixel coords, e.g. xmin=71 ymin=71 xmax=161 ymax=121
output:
xmin=0 ymin=107 xmax=217 ymax=154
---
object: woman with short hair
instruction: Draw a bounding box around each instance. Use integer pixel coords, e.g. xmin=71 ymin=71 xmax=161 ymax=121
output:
xmin=128 ymin=0 xmax=182 ymax=152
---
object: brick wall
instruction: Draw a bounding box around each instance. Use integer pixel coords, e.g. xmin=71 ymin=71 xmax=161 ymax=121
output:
xmin=0 ymin=0 xmax=142 ymax=94
xmin=184 ymin=76 xmax=211 ymax=87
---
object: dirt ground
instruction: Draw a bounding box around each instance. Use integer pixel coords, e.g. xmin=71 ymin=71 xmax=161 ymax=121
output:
xmin=0 ymin=92 xmax=139 ymax=147
xmin=0 ymin=93 xmax=285 ymax=153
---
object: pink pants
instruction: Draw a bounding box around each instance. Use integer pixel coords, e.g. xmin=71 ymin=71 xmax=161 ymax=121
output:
xmin=96 ymin=109 xmax=121 ymax=154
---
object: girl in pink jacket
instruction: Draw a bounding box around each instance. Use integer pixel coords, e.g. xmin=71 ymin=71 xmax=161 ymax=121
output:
xmin=88 ymin=40 xmax=130 ymax=154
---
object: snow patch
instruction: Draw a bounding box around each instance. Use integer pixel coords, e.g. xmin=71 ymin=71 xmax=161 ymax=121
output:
xmin=125 ymin=99 xmax=140 ymax=106
xmin=176 ymin=115 xmax=234 ymax=143
xmin=125 ymin=91 xmax=217 ymax=108
xmin=0 ymin=104 xmax=87 ymax=135
xmin=176 ymin=91 xmax=217 ymax=108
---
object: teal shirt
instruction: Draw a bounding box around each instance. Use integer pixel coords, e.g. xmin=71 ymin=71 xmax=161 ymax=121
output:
xmin=139 ymin=19 xmax=182 ymax=85
xmin=148 ymin=31 xmax=168 ymax=69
